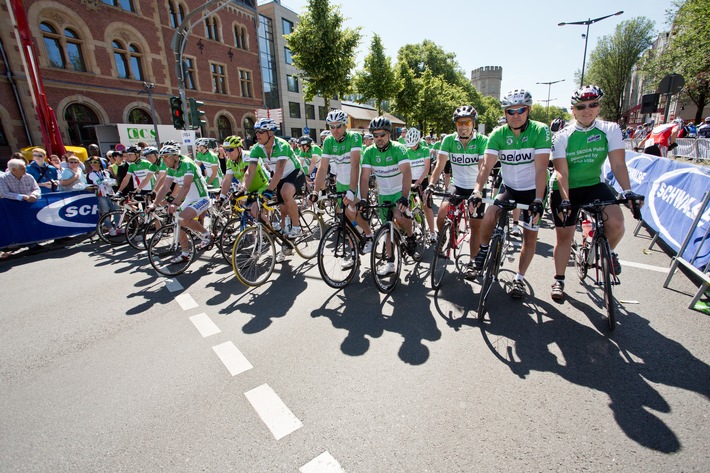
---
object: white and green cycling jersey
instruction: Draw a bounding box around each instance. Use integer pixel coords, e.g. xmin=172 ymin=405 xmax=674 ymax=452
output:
xmin=438 ymin=132 xmax=488 ymax=189
xmin=195 ymin=150 xmax=223 ymax=187
xmin=322 ymin=131 xmax=363 ymax=187
xmin=406 ymin=140 xmax=431 ymax=181
xmin=361 ymin=141 xmax=410 ymax=197
xmin=551 ymin=119 xmax=625 ymax=190
xmin=485 ymin=120 xmax=552 ymax=191
xmin=248 ymin=136 xmax=301 ymax=178
xmin=127 ymin=158 xmax=158 ymax=190
xmin=298 ymin=144 xmax=323 ymax=172
xmin=165 ymin=156 xmax=209 ymax=204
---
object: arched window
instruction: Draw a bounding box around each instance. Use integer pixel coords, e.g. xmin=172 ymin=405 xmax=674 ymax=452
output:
xmin=205 ymin=16 xmax=221 ymax=42
xmin=169 ymin=1 xmax=185 ymax=28
xmin=113 ymin=40 xmax=143 ymax=80
xmin=234 ymin=24 xmax=247 ymax=50
xmin=41 ymin=23 xmax=87 ymax=72
xmin=65 ymin=103 xmax=99 ymax=147
xmin=128 ymin=108 xmax=152 ymax=124
xmin=217 ymin=115 xmax=233 ymax=141
xmin=242 ymin=116 xmax=255 ymax=148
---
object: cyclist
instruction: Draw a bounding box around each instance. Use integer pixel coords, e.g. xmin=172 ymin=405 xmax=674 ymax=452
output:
xmin=362 ymin=132 xmax=374 ymax=149
xmin=471 ymin=89 xmax=552 ymax=298
xmin=549 ymin=85 xmax=643 ymax=301
xmin=116 ymin=146 xmax=158 ymax=195
xmin=428 ymin=106 xmax=488 ymax=278
xmin=360 ymin=116 xmax=415 ymax=276
xmin=297 ymin=135 xmax=322 ymax=183
xmin=194 ymin=138 xmax=223 ymax=188
xmin=550 ymin=117 xmax=566 ymax=134
xmin=313 ymin=109 xmax=373 ymax=253
xmin=405 ymin=127 xmax=436 ymax=244
xmin=320 ymin=129 xmax=331 ymax=145
xmin=218 ymin=135 xmax=270 ymax=217
xmin=151 ymin=144 xmax=213 ymax=261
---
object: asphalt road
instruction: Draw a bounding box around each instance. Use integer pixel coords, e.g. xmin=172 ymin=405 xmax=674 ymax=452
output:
xmin=1 ymin=213 xmax=708 ymax=472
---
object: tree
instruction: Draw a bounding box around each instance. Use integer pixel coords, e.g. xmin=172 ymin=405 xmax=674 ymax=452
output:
xmin=529 ymin=104 xmax=571 ymax=125
xmin=641 ymin=0 xmax=710 ymax=124
xmin=415 ymin=70 xmax=467 ymax=135
xmin=353 ymin=34 xmax=398 ymax=115
xmin=284 ymin=0 xmax=361 ymax=105
xmin=585 ymin=17 xmax=656 ymax=122
xmin=392 ymin=62 xmax=418 ymax=125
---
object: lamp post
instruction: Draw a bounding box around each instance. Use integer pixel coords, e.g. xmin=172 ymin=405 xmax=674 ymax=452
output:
xmin=559 ymin=11 xmax=623 ymax=87
xmin=139 ymin=82 xmax=160 ymax=145
xmin=536 ymin=79 xmax=565 ymax=124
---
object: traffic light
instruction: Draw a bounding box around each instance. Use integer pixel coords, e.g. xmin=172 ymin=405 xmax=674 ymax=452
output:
xmin=189 ymin=98 xmax=206 ymax=128
xmin=170 ymin=96 xmax=185 ymax=129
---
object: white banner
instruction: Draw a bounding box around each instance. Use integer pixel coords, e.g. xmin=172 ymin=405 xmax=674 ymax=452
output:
xmin=116 ymin=124 xmax=191 ymax=154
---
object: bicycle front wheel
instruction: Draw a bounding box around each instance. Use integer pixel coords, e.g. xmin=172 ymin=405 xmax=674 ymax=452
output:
xmin=317 ymin=225 xmax=359 ymax=289
xmin=97 ymin=210 xmax=130 ymax=245
xmin=431 ymin=221 xmax=452 ymax=290
xmin=599 ymin=238 xmax=616 ymax=330
xmin=232 ymin=226 xmax=276 ymax=287
xmin=219 ymin=216 xmax=248 ymax=265
xmin=409 ymin=207 xmax=426 ymax=262
xmin=573 ymin=238 xmax=589 ymax=281
xmin=478 ymin=234 xmax=502 ymax=321
xmin=294 ymin=209 xmax=324 ymax=259
xmin=371 ymin=224 xmax=402 ymax=294
xmin=125 ymin=212 xmax=148 ymax=250
xmin=147 ymin=226 xmax=195 ymax=276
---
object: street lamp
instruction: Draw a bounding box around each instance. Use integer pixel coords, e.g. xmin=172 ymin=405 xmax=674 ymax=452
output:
xmin=139 ymin=82 xmax=160 ymax=145
xmin=536 ymin=79 xmax=565 ymax=124
xmin=559 ymin=11 xmax=623 ymax=87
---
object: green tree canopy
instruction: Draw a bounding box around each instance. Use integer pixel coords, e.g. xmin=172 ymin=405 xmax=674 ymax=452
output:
xmin=353 ymin=34 xmax=398 ymax=115
xmin=285 ymin=0 xmax=361 ymax=104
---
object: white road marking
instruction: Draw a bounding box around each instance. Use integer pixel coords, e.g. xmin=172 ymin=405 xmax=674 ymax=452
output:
xmin=175 ymin=293 xmax=198 ymax=310
xmin=619 ymin=259 xmax=669 ymax=274
xmin=212 ymin=341 xmax=253 ymax=376
xmin=300 ymin=451 xmax=345 ymax=473
xmin=164 ymin=278 xmax=184 ymax=292
xmin=189 ymin=313 xmax=221 ymax=337
xmin=245 ymin=383 xmax=303 ymax=440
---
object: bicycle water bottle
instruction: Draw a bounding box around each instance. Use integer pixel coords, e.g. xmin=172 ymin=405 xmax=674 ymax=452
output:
xmin=351 ymin=220 xmax=364 ymax=235
xmin=581 ymin=219 xmax=594 ymax=239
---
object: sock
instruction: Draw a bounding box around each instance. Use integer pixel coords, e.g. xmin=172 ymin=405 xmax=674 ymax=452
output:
xmin=515 ymin=273 xmax=524 ymax=281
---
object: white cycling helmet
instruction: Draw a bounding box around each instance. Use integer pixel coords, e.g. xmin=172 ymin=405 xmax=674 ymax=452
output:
xmin=500 ymin=89 xmax=533 ymax=108
xmin=320 ymin=130 xmax=331 ymax=139
xmin=254 ymin=118 xmax=277 ymax=131
xmin=159 ymin=144 xmax=181 ymax=156
xmin=194 ymin=138 xmax=211 ymax=148
xmin=326 ymin=109 xmax=348 ymax=126
xmin=404 ymin=127 xmax=421 ymax=147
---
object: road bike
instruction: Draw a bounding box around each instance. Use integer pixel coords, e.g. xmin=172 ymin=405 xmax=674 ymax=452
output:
xmin=430 ymin=191 xmax=470 ymax=290
xmin=96 ymin=193 xmax=144 ymax=245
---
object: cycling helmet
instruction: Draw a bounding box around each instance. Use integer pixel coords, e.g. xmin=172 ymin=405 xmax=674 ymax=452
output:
xmin=500 ymin=89 xmax=534 ymax=108
xmin=298 ymin=136 xmax=313 ymax=145
xmin=452 ymin=105 xmax=478 ymax=122
xmin=326 ymin=109 xmax=348 ymax=126
xmin=289 ymin=137 xmax=298 ymax=144
xmin=571 ymin=85 xmax=604 ymax=104
xmin=161 ymin=140 xmax=179 ymax=147
xmin=368 ymin=116 xmax=392 ymax=133
xmin=550 ymin=117 xmax=566 ymax=133
xmin=363 ymin=133 xmax=374 ymax=140
xmin=195 ymin=138 xmax=211 ymax=148
xmin=404 ymin=127 xmax=422 ymax=147
xmin=254 ymin=118 xmax=277 ymax=131
xmin=498 ymin=116 xmax=507 ymax=125
xmin=320 ymin=130 xmax=331 ymax=139
xmin=159 ymin=144 xmax=181 ymax=156
xmin=125 ymin=145 xmax=140 ymax=154
xmin=222 ymin=135 xmax=244 ymax=148
xmin=142 ymin=146 xmax=158 ymax=156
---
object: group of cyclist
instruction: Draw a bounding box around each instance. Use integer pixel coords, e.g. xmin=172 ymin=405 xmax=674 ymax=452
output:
xmin=131 ymin=83 xmax=642 ymax=304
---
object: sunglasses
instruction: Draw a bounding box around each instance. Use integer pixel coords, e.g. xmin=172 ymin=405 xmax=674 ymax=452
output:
xmin=32 ymin=154 xmax=44 ymax=158
xmin=506 ymin=107 xmax=528 ymax=116
xmin=329 ymin=123 xmax=344 ymax=130
xmin=68 ymin=160 xmax=80 ymax=164
xmin=224 ymin=147 xmax=238 ymax=152
xmin=456 ymin=119 xmax=473 ymax=127
xmin=255 ymin=130 xmax=267 ymax=135
xmin=372 ymin=131 xmax=388 ymax=138
xmin=90 ymin=160 xmax=101 ymax=164
xmin=574 ymin=102 xmax=600 ymax=111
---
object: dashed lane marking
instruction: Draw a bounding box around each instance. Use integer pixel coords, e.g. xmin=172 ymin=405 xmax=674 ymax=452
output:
xmin=212 ymin=341 xmax=253 ymax=376
xmin=189 ymin=313 xmax=221 ymax=338
xmin=300 ymin=451 xmax=345 ymax=473
xmin=175 ymin=293 xmax=198 ymax=310
xmin=245 ymin=383 xmax=303 ymax=440
xmin=619 ymin=259 xmax=669 ymax=274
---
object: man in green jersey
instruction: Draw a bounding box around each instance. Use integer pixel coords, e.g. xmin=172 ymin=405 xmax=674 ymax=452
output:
xmin=549 ymin=85 xmax=643 ymax=301
xmin=362 ymin=132 xmax=374 ymax=149
xmin=360 ymin=116 xmax=415 ymax=276
xmin=297 ymin=135 xmax=322 ymax=182
xmin=116 ymin=145 xmax=158 ymax=194
xmin=404 ymin=127 xmax=436 ymax=244
xmin=471 ymin=89 xmax=551 ymax=299
xmin=194 ymin=138 xmax=223 ymax=188
xmin=218 ymin=135 xmax=270 ymax=217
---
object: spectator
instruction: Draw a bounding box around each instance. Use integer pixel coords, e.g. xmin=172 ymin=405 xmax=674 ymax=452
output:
xmin=59 ymin=155 xmax=87 ymax=191
xmin=87 ymin=157 xmax=117 ymax=215
xmin=0 ymin=158 xmax=41 ymax=202
xmin=49 ymin=154 xmax=65 ymax=172
xmin=697 ymin=117 xmax=710 ymax=139
xmin=26 ymin=148 xmax=58 ymax=194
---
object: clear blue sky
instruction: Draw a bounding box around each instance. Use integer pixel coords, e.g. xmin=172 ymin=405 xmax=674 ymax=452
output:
xmin=279 ymin=0 xmax=675 ymax=110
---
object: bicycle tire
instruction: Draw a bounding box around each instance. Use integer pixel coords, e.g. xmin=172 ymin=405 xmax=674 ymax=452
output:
xmin=317 ymin=224 xmax=359 ymax=289
xmin=410 ymin=207 xmax=426 ymax=262
xmin=232 ymin=225 xmax=276 ymax=287
xmin=96 ymin=210 xmax=130 ymax=245
xmin=599 ymin=238 xmax=616 ymax=330
xmin=573 ymin=239 xmax=589 ymax=281
xmin=142 ymin=214 xmax=168 ymax=250
xmin=478 ymin=234 xmax=502 ymax=320
xmin=125 ymin=212 xmax=148 ymax=250
xmin=147 ymin=226 xmax=195 ymax=276
xmin=431 ymin=221 xmax=452 ymax=290
xmin=293 ymin=209 xmax=324 ymax=259
xmin=219 ymin=216 xmax=249 ymax=265
xmin=371 ymin=224 xmax=402 ymax=294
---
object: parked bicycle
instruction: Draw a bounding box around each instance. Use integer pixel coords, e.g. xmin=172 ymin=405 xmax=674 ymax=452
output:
xmin=429 ymin=191 xmax=471 ymax=290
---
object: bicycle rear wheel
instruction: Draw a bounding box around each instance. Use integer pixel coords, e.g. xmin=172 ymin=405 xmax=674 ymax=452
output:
xmin=598 ymin=238 xmax=616 ymax=330
xmin=431 ymin=221 xmax=452 ymax=290
xmin=97 ymin=210 xmax=130 ymax=245
xmin=410 ymin=207 xmax=426 ymax=262
xmin=232 ymin=226 xmax=276 ymax=287
xmin=371 ymin=224 xmax=402 ymax=294
xmin=317 ymin=225 xmax=359 ymax=289
xmin=147 ymin=226 xmax=195 ymax=276
xmin=294 ymin=209 xmax=324 ymax=259
xmin=478 ymin=234 xmax=502 ymax=320
xmin=219 ymin=216 xmax=247 ymax=264
xmin=573 ymin=238 xmax=589 ymax=281
xmin=125 ymin=212 xmax=148 ymax=250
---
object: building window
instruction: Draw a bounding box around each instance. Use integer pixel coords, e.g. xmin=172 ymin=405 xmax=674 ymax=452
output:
xmin=169 ymin=1 xmax=185 ymax=28
xmin=282 ymin=19 xmax=294 ymax=35
xmin=0 ymin=119 xmax=8 ymax=146
xmin=305 ymin=104 xmax=315 ymax=120
xmin=205 ymin=16 xmax=221 ymax=42
xmin=318 ymin=106 xmax=327 ymax=121
xmin=65 ymin=103 xmax=99 ymax=148
xmin=184 ymin=56 xmax=196 ymax=90
xmin=289 ymin=102 xmax=301 ymax=119
xmin=291 ymin=128 xmax=302 ymax=139
xmin=40 ymin=23 xmax=86 ymax=72
xmin=128 ymin=108 xmax=152 ymax=124
xmin=284 ymin=47 xmax=293 ymax=65
xmin=113 ymin=40 xmax=143 ymax=80
xmin=217 ymin=115 xmax=233 ymax=141
xmin=239 ymin=69 xmax=253 ymax=98
xmin=101 ymin=0 xmax=135 ymax=12
xmin=211 ymin=63 xmax=227 ymax=94
xmin=234 ymin=24 xmax=248 ymax=50
xmin=287 ymin=75 xmax=299 ymax=93
xmin=258 ymin=15 xmax=279 ymax=109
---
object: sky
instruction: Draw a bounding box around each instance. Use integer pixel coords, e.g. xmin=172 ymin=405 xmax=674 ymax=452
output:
xmin=278 ymin=0 xmax=676 ymax=110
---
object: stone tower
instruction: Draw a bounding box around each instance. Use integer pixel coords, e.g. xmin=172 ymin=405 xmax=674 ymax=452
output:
xmin=471 ymin=66 xmax=503 ymax=100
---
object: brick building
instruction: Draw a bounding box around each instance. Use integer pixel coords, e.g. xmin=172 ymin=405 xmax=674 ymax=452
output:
xmin=0 ymin=0 xmax=264 ymax=157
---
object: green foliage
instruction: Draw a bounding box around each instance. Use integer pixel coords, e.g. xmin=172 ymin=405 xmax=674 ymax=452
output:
xmin=392 ymin=63 xmax=418 ymax=125
xmin=285 ymin=0 xmax=361 ymax=103
xmin=529 ymin=104 xmax=571 ymax=126
xmin=353 ymin=34 xmax=398 ymax=115
xmin=415 ymin=70 xmax=468 ymax=135
xmin=585 ymin=17 xmax=656 ymax=122
xmin=478 ymin=96 xmax=504 ymax=134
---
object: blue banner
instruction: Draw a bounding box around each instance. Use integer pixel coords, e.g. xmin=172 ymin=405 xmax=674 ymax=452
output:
xmin=604 ymin=152 xmax=710 ymax=270
xmin=0 ymin=191 xmax=99 ymax=248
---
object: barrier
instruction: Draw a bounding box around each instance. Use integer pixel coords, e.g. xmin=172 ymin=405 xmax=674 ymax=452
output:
xmin=624 ymin=138 xmax=710 ymax=161
xmin=0 ymin=190 xmax=99 ymax=248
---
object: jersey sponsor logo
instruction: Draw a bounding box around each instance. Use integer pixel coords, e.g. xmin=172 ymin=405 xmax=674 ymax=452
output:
xmin=522 ymin=137 xmax=528 ymax=143
xmin=506 ymin=137 xmax=514 ymax=145
xmin=450 ymin=154 xmax=479 ymax=165
xmin=500 ymin=151 xmax=533 ymax=163
xmin=587 ymin=134 xmax=602 ymax=143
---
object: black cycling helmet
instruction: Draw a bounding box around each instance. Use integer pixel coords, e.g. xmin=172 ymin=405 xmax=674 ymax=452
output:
xmin=298 ymin=135 xmax=313 ymax=146
xmin=368 ymin=116 xmax=392 ymax=133
xmin=550 ymin=117 xmax=566 ymax=132
xmin=453 ymin=105 xmax=478 ymax=122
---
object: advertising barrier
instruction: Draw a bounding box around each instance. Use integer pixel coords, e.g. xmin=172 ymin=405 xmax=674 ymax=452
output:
xmin=0 ymin=190 xmax=99 ymax=248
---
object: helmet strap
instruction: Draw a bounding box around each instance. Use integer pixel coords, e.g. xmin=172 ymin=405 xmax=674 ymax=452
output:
xmin=511 ymin=119 xmax=530 ymax=132
xmin=376 ymin=140 xmax=391 ymax=152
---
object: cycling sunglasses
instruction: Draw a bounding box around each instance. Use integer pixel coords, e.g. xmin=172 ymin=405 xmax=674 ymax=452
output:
xmin=574 ymin=102 xmax=600 ymax=111
xmin=506 ymin=107 xmax=528 ymax=116
xmin=372 ymin=131 xmax=388 ymax=138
